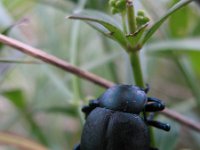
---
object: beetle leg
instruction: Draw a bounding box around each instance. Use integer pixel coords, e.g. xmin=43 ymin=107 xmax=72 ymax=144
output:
xmin=82 ymin=99 xmax=99 ymax=118
xmin=147 ymin=120 xmax=170 ymax=131
xmin=73 ymin=143 xmax=80 ymax=150
xmin=145 ymin=97 xmax=165 ymax=112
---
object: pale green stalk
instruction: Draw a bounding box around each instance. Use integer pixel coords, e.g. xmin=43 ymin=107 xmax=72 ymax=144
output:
xmin=69 ymin=0 xmax=87 ymax=125
xmin=126 ymin=0 xmax=154 ymax=146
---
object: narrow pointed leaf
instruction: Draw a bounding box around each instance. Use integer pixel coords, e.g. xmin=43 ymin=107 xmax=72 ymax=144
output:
xmin=176 ymin=57 xmax=200 ymax=106
xmin=68 ymin=10 xmax=128 ymax=49
xmin=0 ymin=27 xmax=12 ymax=50
xmin=146 ymin=39 xmax=200 ymax=56
xmin=2 ymin=89 xmax=26 ymax=110
xmin=168 ymin=0 xmax=190 ymax=37
xmin=41 ymin=106 xmax=78 ymax=117
xmin=141 ymin=0 xmax=192 ymax=45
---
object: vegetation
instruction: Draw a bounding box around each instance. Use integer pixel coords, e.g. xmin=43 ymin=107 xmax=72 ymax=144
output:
xmin=0 ymin=0 xmax=200 ymax=149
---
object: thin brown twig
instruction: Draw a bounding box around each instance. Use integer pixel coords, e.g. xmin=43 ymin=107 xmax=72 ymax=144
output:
xmin=0 ymin=34 xmax=113 ymax=88
xmin=0 ymin=34 xmax=200 ymax=132
xmin=162 ymin=108 xmax=200 ymax=132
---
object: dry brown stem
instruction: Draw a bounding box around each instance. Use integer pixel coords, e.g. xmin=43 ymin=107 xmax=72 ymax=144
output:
xmin=0 ymin=34 xmax=200 ymax=132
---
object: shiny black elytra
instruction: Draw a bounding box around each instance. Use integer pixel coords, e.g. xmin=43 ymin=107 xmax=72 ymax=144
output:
xmin=74 ymin=84 xmax=170 ymax=150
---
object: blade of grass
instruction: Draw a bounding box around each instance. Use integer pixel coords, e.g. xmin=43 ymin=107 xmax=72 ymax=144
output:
xmin=38 ymin=106 xmax=78 ymax=117
xmin=141 ymin=0 xmax=192 ymax=45
xmin=146 ymin=39 xmax=200 ymax=56
xmin=68 ymin=0 xmax=87 ymax=124
xmin=175 ymin=56 xmax=200 ymax=106
xmin=2 ymin=89 xmax=26 ymax=110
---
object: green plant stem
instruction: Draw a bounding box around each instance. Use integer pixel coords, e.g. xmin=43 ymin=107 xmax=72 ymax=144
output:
xmin=126 ymin=0 xmax=144 ymax=87
xmin=121 ymin=12 xmax=127 ymax=34
xmin=69 ymin=0 xmax=87 ymax=125
xmin=129 ymin=52 xmax=145 ymax=87
xmin=69 ymin=20 xmax=84 ymax=125
xmin=126 ymin=0 xmax=155 ymax=147
xmin=127 ymin=0 xmax=136 ymax=34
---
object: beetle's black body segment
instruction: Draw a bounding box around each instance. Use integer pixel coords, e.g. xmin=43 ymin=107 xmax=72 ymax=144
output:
xmin=98 ymin=85 xmax=147 ymax=114
xmin=75 ymin=85 xmax=170 ymax=150
xmin=81 ymin=107 xmax=149 ymax=150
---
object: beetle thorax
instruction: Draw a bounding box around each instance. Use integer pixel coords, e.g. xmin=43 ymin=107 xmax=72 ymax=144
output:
xmin=98 ymin=85 xmax=147 ymax=114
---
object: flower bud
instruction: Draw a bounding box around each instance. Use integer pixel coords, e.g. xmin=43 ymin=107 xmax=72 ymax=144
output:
xmin=109 ymin=0 xmax=126 ymax=14
xmin=116 ymin=0 xmax=126 ymax=11
xmin=111 ymin=7 xmax=119 ymax=14
xmin=109 ymin=0 xmax=116 ymax=7
xmin=136 ymin=10 xmax=150 ymax=27
xmin=137 ymin=10 xmax=145 ymax=17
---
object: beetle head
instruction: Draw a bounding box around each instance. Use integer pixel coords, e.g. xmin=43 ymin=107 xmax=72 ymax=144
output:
xmin=98 ymin=84 xmax=147 ymax=114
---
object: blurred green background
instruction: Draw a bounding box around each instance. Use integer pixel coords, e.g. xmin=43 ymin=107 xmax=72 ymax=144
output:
xmin=0 ymin=0 xmax=200 ymax=149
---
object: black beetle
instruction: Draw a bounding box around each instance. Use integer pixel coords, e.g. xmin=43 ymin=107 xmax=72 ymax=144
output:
xmin=74 ymin=84 xmax=170 ymax=150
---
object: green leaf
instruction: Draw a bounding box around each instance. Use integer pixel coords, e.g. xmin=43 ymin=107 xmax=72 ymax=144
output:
xmin=175 ymin=57 xmax=200 ymax=106
xmin=146 ymin=39 xmax=200 ymax=56
xmin=40 ymin=106 xmax=78 ymax=117
xmin=2 ymin=89 xmax=26 ymax=110
xmin=68 ymin=10 xmax=128 ymax=49
xmin=0 ymin=26 xmax=12 ymax=50
xmin=168 ymin=0 xmax=190 ymax=37
xmin=189 ymin=53 xmax=200 ymax=75
xmin=141 ymin=0 xmax=192 ymax=45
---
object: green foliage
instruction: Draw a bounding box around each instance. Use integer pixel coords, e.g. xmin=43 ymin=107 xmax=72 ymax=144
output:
xmin=0 ymin=0 xmax=200 ymax=149
xmin=136 ymin=10 xmax=150 ymax=28
xmin=41 ymin=106 xmax=78 ymax=117
xmin=68 ymin=10 xmax=129 ymax=50
xmin=141 ymin=0 xmax=192 ymax=45
xmin=2 ymin=89 xmax=26 ymax=110
xmin=168 ymin=0 xmax=190 ymax=37
xmin=109 ymin=0 xmax=126 ymax=14
xmin=0 ymin=26 xmax=12 ymax=50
